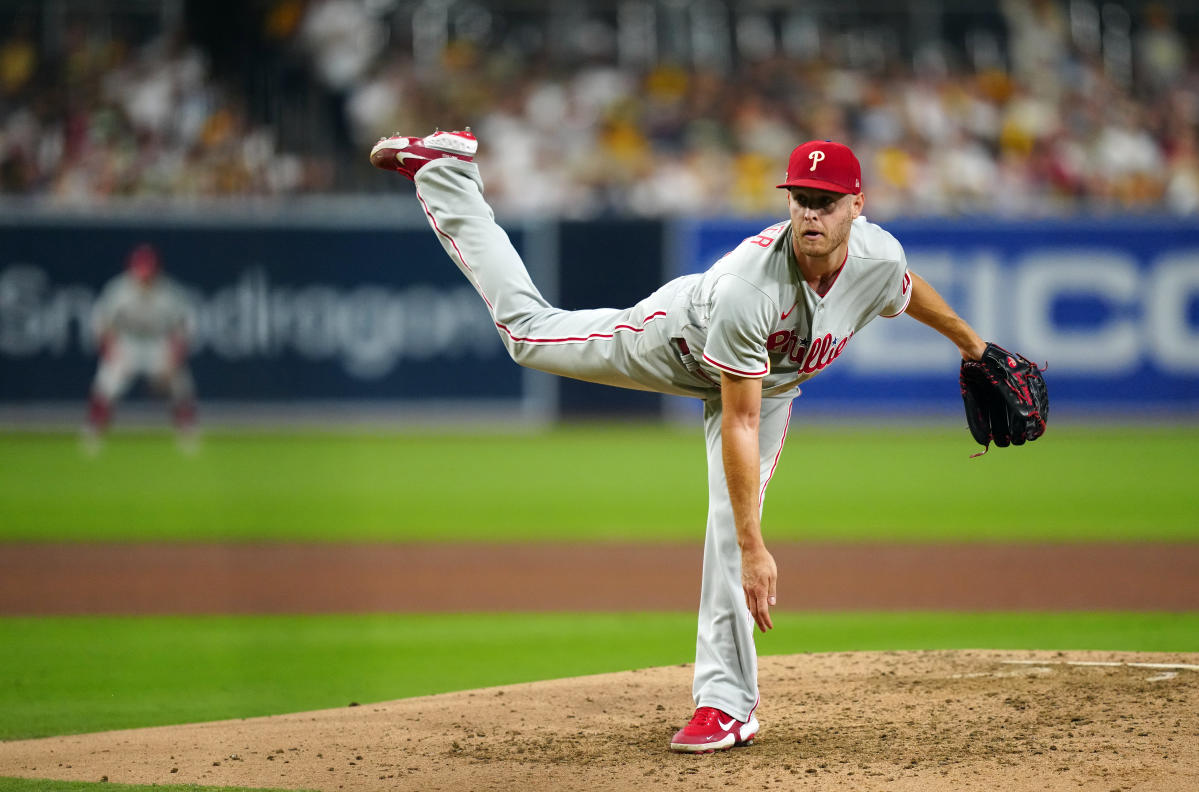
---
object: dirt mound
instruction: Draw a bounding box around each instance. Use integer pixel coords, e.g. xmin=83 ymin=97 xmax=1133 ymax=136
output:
xmin=1 ymin=650 xmax=1195 ymax=792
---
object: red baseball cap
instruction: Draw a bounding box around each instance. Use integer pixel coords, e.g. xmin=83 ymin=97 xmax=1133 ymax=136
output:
xmin=777 ymin=140 xmax=862 ymax=194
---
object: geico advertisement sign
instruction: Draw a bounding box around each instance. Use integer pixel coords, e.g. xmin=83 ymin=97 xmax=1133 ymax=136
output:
xmin=829 ymin=249 xmax=1199 ymax=377
xmin=0 ymin=266 xmax=503 ymax=379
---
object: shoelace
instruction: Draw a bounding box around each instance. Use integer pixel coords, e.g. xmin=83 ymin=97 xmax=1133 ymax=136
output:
xmin=687 ymin=706 xmax=724 ymax=729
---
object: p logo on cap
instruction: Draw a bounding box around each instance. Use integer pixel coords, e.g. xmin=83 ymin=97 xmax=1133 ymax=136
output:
xmin=778 ymin=140 xmax=862 ymax=194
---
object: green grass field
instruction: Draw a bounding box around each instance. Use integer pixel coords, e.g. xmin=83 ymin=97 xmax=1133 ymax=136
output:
xmin=1 ymin=426 xmax=1196 ymax=542
xmin=2 ymin=611 xmax=1196 ymax=741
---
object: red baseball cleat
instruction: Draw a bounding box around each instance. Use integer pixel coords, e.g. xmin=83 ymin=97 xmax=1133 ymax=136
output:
xmin=368 ymin=128 xmax=477 ymax=180
xmin=669 ymin=706 xmax=759 ymax=753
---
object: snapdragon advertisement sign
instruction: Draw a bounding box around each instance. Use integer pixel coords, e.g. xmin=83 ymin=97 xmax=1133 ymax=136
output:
xmin=680 ymin=219 xmax=1199 ymax=412
xmin=0 ymin=223 xmax=519 ymax=403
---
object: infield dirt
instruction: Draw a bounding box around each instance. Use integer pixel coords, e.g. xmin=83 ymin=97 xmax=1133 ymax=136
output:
xmin=1 ymin=650 xmax=1196 ymax=791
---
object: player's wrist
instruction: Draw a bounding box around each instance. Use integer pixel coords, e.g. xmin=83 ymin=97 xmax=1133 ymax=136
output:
xmin=960 ymin=339 xmax=986 ymax=361
xmin=738 ymin=536 xmax=768 ymax=554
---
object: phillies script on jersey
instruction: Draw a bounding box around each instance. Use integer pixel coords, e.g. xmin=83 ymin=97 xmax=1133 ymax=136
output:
xmin=766 ymin=330 xmax=854 ymax=374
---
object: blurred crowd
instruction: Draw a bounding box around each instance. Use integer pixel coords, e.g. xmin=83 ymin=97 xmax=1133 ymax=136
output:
xmin=1 ymin=0 xmax=1196 ymax=219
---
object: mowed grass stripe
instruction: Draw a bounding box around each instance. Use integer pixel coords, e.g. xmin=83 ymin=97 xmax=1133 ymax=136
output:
xmin=0 ymin=426 xmax=1196 ymax=542
xmin=2 ymin=612 xmax=1196 ymax=740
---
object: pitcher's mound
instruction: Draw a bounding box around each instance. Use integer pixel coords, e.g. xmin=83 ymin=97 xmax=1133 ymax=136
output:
xmin=1 ymin=650 xmax=1196 ymax=791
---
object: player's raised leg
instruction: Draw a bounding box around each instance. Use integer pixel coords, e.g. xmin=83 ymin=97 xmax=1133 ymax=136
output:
xmin=671 ymin=394 xmax=792 ymax=753
xmin=398 ymin=134 xmax=554 ymax=346
xmin=371 ymin=129 xmax=662 ymax=390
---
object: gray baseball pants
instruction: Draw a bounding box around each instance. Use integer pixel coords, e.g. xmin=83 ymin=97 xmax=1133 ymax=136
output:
xmin=414 ymin=159 xmax=794 ymax=722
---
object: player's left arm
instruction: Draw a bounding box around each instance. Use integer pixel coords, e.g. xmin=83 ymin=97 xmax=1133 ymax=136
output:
xmin=905 ymin=271 xmax=1049 ymax=450
xmin=904 ymin=272 xmax=986 ymax=360
xmin=720 ymin=371 xmax=777 ymax=633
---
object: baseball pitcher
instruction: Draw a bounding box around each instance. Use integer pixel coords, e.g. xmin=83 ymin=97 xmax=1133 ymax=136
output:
xmin=369 ymin=129 xmax=1047 ymax=753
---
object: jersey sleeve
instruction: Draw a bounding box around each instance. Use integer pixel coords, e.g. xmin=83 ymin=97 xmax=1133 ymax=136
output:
xmin=878 ymin=248 xmax=913 ymax=318
xmin=701 ymin=274 xmax=776 ymax=378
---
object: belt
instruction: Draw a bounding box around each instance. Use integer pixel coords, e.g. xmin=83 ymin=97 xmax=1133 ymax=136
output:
xmin=672 ymin=337 xmax=720 ymax=386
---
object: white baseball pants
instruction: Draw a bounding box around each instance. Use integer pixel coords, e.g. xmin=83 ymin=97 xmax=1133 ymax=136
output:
xmin=92 ymin=337 xmax=195 ymax=403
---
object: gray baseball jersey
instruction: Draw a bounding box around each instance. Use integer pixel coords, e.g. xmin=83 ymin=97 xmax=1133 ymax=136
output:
xmin=660 ymin=217 xmax=912 ymax=397
xmin=93 ymin=273 xmax=190 ymax=341
xmin=413 ymin=159 xmax=911 ymax=722
xmin=91 ymin=273 xmax=194 ymax=402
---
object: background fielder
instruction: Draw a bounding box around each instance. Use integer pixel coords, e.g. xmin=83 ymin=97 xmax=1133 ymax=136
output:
xmin=370 ymin=129 xmax=1033 ymax=753
xmin=86 ymin=243 xmax=197 ymax=448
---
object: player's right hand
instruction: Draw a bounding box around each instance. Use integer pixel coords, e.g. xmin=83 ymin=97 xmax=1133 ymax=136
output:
xmin=741 ymin=545 xmax=777 ymax=633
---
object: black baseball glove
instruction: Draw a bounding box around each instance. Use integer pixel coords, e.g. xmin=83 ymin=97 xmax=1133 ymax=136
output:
xmin=960 ymin=343 xmax=1048 ymax=455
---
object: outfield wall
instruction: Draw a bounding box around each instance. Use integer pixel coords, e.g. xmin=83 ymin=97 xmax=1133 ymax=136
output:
xmin=2 ymin=209 xmax=1197 ymax=424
